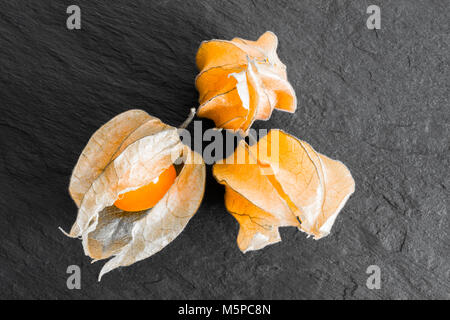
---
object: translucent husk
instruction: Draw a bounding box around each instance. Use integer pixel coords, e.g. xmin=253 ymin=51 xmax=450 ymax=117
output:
xmin=65 ymin=110 xmax=205 ymax=280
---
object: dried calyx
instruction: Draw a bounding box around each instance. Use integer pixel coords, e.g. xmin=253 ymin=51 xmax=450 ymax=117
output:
xmin=196 ymin=32 xmax=297 ymax=134
xmin=65 ymin=109 xmax=205 ymax=280
xmin=213 ymin=130 xmax=355 ymax=252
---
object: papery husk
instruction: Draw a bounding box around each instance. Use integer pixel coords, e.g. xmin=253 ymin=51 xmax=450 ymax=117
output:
xmin=66 ymin=110 xmax=205 ymax=280
xmin=195 ymin=32 xmax=297 ymax=134
xmin=213 ymin=130 xmax=355 ymax=252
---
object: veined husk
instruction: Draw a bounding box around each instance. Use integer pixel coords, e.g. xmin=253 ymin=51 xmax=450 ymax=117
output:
xmin=196 ymin=31 xmax=297 ymax=134
xmin=66 ymin=110 xmax=206 ymax=280
xmin=213 ymin=130 xmax=355 ymax=252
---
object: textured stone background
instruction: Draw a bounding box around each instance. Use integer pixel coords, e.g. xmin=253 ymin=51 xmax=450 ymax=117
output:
xmin=0 ymin=0 xmax=448 ymax=299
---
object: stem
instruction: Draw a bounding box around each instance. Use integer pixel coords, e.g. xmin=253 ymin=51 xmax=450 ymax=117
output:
xmin=179 ymin=108 xmax=196 ymax=129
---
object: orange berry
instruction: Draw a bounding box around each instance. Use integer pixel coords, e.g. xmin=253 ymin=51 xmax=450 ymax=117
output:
xmin=114 ymin=165 xmax=177 ymax=212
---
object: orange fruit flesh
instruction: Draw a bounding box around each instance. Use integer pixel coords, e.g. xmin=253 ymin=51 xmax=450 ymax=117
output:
xmin=114 ymin=165 xmax=177 ymax=212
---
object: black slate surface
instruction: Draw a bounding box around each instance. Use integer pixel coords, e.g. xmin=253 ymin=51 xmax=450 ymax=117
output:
xmin=0 ymin=0 xmax=449 ymax=300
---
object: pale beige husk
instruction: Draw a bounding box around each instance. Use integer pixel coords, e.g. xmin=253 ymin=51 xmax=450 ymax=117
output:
xmin=213 ymin=129 xmax=355 ymax=253
xmin=65 ymin=110 xmax=206 ymax=280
